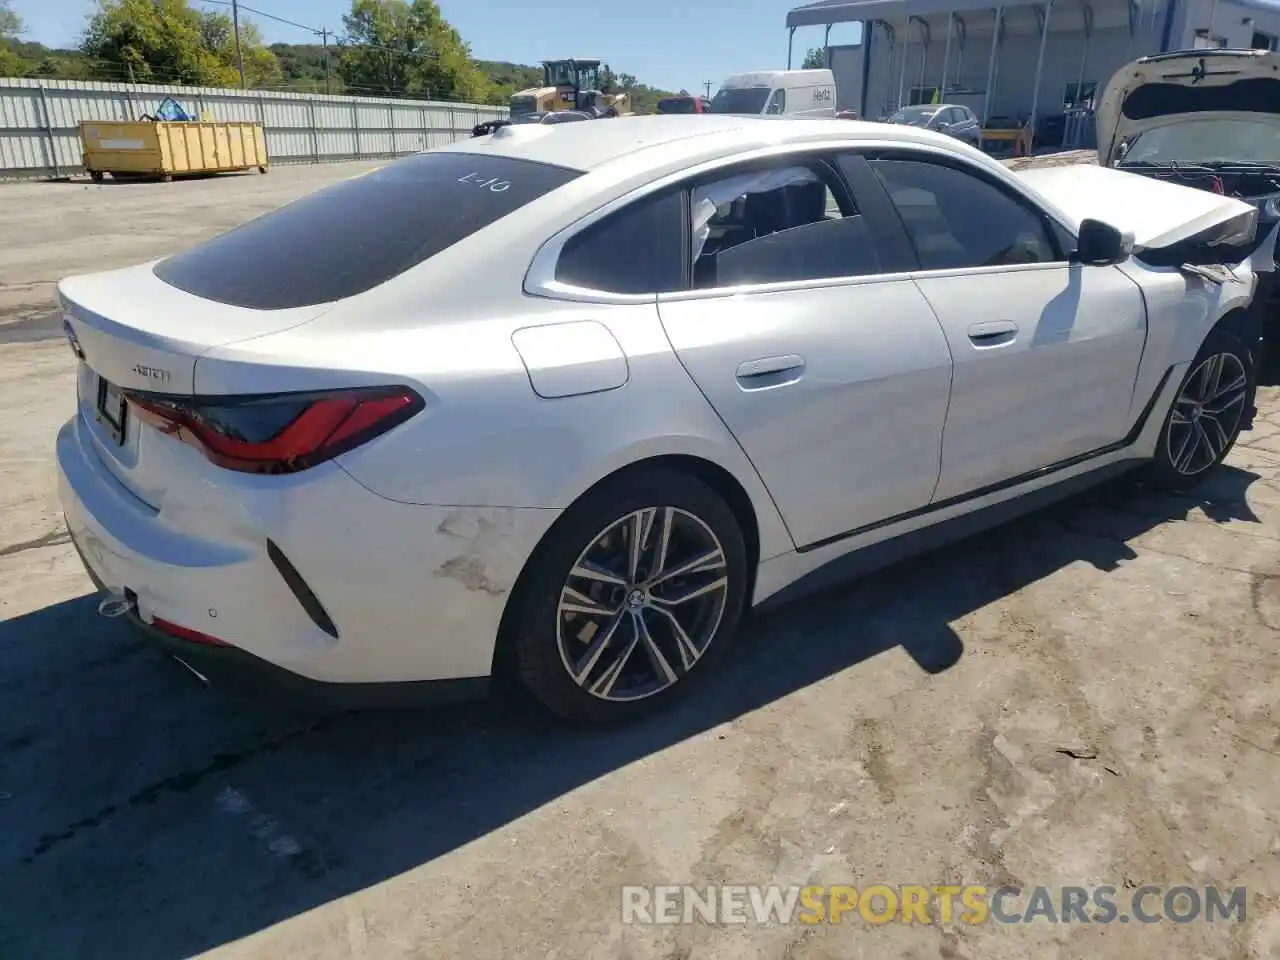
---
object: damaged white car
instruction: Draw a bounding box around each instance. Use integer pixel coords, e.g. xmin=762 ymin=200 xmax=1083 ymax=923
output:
xmin=56 ymin=116 xmax=1266 ymax=722
xmin=1098 ymin=47 xmax=1280 ymax=358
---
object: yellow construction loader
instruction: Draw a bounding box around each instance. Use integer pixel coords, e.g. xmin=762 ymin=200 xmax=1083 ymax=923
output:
xmin=509 ymin=58 xmax=630 ymax=119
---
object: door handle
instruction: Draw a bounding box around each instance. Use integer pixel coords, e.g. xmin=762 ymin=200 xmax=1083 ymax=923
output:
xmin=735 ymin=354 xmax=805 ymax=389
xmin=967 ymin=320 xmax=1019 ymax=346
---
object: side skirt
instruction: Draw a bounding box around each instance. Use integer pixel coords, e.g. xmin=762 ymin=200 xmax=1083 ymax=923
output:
xmin=754 ymin=457 xmax=1143 ymax=614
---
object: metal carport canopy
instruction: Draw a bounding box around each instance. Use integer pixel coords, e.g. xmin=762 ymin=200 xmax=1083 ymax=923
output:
xmin=787 ymin=0 xmax=1049 ymax=27
xmin=787 ymin=0 xmax=1280 ymax=24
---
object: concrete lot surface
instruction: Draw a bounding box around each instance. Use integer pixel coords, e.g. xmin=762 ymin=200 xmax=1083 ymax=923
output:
xmin=0 ymin=160 xmax=1277 ymax=960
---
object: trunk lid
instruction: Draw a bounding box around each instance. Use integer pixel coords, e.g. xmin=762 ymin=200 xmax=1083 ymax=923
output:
xmin=59 ymin=263 xmax=333 ymax=509
xmin=1096 ymin=49 xmax=1280 ymax=166
xmin=1014 ymin=162 xmax=1257 ymax=250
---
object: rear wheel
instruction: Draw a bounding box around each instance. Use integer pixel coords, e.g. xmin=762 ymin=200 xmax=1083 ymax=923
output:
xmin=507 ymin=470 xmax=748 ymax=724
xmin=1146 ymin=326 xmax=1255 ymax=489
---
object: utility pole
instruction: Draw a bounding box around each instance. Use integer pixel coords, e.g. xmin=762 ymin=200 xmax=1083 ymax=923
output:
xmin=320 ymin=28 xmax=331 ymax=94
xmin=703 ymin=80 xmax=713 ymax=98
xmin=231 ymin=0 xmax=247 ymax=89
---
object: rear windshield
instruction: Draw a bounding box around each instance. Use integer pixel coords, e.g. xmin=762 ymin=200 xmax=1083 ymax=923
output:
xmin=658 ymin=97 xmax=697 ymax=114
xmin=154 ymin=152 xmax=583 ymax=309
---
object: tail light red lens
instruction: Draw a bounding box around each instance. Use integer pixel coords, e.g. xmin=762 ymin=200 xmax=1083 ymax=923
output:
xmin=126 ymin=386 xmax=424 ymax=474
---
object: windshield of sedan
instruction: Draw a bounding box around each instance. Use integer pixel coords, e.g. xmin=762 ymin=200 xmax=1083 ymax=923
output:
xmin=1118 ymin=119 xmax=1280 ymax=166
xmin=709 ymin=87 xmax=770 ymax=114
xmin=155 ymin=152 xmax=584 ymax=309
xmin=889 ymin=106 xmax=938 ymax=124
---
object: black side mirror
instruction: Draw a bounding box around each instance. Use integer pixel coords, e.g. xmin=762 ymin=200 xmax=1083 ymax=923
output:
xmin=1073 ymin=218 xmax=1131 ymax=265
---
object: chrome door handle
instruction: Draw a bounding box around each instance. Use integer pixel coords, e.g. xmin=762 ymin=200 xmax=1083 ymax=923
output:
xmin=735 ymin=354 xmax=805 ymax=389
xmin=967 ymin=320 xmax=1018 ymax=346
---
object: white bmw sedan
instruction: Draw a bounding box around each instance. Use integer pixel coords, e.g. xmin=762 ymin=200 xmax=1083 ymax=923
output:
xmin=56 ymin=116 xmax=1268 ymax=722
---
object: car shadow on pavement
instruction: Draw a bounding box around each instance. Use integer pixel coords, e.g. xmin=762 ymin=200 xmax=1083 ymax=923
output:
xmin=0 ymin=465 xmax=1267 ymax=960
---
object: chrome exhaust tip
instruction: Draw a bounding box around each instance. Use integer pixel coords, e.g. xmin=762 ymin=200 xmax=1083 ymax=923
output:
xmin=97 ymin=592 xmax=135 ymax=619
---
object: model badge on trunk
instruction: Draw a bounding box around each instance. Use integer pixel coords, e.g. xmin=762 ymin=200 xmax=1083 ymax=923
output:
xmin=132 ymin=363 xmax=172 ymax=384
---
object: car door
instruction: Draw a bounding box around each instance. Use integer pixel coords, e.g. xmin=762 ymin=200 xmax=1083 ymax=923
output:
xmin=863 ymin=152 xmax=1148 ymax=502
xmin=656 ymin=154 xmax=954 ymax=549
xmin=951 ymin=108 xmax=980 ymax=143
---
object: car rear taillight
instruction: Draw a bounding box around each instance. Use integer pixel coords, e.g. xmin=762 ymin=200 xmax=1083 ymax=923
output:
xmin=126 ymin=386 xmax=424 ymax=474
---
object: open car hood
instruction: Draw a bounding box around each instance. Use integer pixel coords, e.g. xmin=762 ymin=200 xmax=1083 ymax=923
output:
xmin=1015 ymin=163 xmax=1257 ymax=251
xmin=1096 ymin=48 xmax=1280 ymax=165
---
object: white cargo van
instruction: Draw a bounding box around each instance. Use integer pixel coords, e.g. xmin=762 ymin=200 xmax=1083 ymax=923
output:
xmin=710 ymin=69 xmax=837 ymax=118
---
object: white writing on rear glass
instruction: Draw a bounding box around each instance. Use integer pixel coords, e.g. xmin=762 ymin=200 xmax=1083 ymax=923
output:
xmin=457 ymin=172 xmax=511 ymax=192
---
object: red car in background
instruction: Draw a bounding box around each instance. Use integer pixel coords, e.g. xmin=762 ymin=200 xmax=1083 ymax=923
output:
xmin=657 ymin=95 xmax=711 ymax=114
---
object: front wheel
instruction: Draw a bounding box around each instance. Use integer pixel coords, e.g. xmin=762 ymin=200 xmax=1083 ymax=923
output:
xmin=506 ymin=470 xmax=748 ymax=724
xmin=1146 ymin=325 xmax=1256 ymax=489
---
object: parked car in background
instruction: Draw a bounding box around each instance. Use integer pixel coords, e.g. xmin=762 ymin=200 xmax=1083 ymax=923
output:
xmin=886 ymin=104 xmax=982 ymax=146
xmin=513 ymin=110 xmax=593 ymax=125
xmin=835 ymin=109 xmax=861 ymax=120
xmin=1097 ymin=47 xmax=1280 ymax=365
xmin=657 ymin=95 xmax=711 ymax=115
xmin=57 ymin=116 xmax=1264 ymax=723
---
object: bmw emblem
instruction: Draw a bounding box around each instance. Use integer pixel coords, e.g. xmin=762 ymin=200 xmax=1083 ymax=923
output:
xmin=63 ymin=317 xmax=85 ymax=361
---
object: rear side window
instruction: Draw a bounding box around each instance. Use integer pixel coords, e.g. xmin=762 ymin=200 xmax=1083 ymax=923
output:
xmin=155 ymin=152 xmax=583 ymax=309
xmin=555 ymin=189 xmax=686 ymax=294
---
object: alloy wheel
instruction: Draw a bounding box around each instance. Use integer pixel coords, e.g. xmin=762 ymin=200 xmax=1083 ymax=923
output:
xmin=556 ymin=507 xmax=730 ymax=702
xmin=1166 ymin=352 xmax=1248 ymax=477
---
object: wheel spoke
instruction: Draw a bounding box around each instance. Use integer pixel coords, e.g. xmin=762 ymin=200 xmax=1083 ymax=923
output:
xmin=1198 ymin=353 xmax=1224 ymax=401
xmin=650 ymin=547 xmax=726 ymax=586
xmin=559 ymin=585 xmax=617 ymax=618
xmin=628 ymin=509 xmax=656 ymax=581
xmin=1206 ymin=371 xmax=1246 ymax=406
xmin=1170 ymin=402 xmax=1193 ymax=425
xmin=653 ymin=575 xmax=729 ymax=607
xmin=1202 ymin=384 xmax=1246 ymax=417
xmin=1200 ymin=411 xmax=1230 ymax=456
xmin=650 ymin=508 xmax=674 ymax=581
xmin=635 ymin=610 xmax=677 ymax=686
xmin=570 ymin=560 xmax=628 ymax=587
xmin=1194 ymin=419 xmax=1218 ymax=464
xmin=571 ymin=612 xmax=625 ymax=684
xmin=648 ymin=604 xmax=703 ymax=670
xmin=1173 ymin=423 xmax=1200 ymax=473
xmin=588 ymin=624 xmax=641 ymax=698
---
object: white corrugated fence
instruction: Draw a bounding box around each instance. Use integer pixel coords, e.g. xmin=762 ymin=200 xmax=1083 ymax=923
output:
xmin=0 ymin=78 xmax=508 ymax=178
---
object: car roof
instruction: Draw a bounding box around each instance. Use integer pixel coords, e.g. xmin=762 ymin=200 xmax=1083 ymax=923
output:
xmin=433 ymin=114 xmax=971 ymax=173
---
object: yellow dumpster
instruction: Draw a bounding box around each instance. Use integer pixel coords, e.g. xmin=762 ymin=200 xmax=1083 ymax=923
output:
xmin=79 ymin=119 xmax=269 ymax=182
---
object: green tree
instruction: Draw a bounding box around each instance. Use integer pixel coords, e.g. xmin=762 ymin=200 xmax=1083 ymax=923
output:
xmin=0 ymin=0 xmax=23 ymax=76
xmin=0 ymin=0 xmax=21 ymax=39
xmin=198 ymin=14 xmax=281 ymax=86
xmin=82 ymin=0 xmax=279 ymax=87
xmin=339 ymin=0 xmax=490 ymax=100
xmin=802 ymin=47 xmax=826 ymax=69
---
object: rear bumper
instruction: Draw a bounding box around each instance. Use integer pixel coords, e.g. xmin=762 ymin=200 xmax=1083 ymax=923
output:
xmin=70 ymin=531 xmax=490 ymax=707
xmin=56 ymin=411 xmax=560 ymax=686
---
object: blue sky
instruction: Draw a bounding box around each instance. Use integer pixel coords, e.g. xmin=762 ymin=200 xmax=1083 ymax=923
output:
xmin=11 ymin=0 xmax=861 ymax=94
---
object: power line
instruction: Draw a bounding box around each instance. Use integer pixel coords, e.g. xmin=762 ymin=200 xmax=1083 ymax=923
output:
xmin=193 ymin=0 xmax=441 ymax=60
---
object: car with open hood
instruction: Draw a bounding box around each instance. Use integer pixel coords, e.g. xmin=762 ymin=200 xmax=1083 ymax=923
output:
xmin=56 ymin=116 xmax=1265 ymax=723
xmin=1097 ymin=48 xmax=1280 ymax=360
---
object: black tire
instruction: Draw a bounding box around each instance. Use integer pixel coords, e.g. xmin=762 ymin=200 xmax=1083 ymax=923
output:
xmin=1145 ymin=324 xmax=1256 ymax=490
xmin=505 ymin=468 xmax=749 ymax=725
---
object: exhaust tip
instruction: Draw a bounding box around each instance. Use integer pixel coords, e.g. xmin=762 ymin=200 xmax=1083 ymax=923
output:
xmin=97 ymin=592 xmax=136 ymax=619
